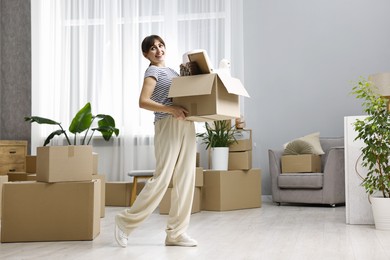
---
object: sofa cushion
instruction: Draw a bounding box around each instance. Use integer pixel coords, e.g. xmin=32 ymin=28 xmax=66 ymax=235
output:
xmin=278 ymin=173 xmax=323 ymax=189
xmin=284 ymin=132 xmax=325 ymax=155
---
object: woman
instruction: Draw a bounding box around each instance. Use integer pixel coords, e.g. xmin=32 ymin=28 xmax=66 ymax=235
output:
xmin=115 ymin=35 xmax=197 ymax=248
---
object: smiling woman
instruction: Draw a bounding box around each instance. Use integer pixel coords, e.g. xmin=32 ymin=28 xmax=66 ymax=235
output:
xmin=31 ymin=0 xmax=244 ymax=181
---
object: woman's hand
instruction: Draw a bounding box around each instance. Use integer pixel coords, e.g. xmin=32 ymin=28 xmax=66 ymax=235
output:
xmin=169 ymin=106 xmax=188 ymax=120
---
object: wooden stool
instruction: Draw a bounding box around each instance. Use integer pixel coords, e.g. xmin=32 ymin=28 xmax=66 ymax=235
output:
xmin=128 ymin=170 xmax=154 ymax=206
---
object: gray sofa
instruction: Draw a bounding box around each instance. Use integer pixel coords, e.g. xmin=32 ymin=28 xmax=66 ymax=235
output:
xmin=268 ymin=137 xmax=345 ymax=206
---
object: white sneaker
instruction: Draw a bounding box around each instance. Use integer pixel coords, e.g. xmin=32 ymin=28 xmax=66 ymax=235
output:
xmin=114 ymin=223 xmax=128 ymax=248
xmin=165 ymin=233 xmax=198 ymax=247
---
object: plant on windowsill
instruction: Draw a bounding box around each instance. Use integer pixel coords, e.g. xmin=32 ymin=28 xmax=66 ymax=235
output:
xmin=351 ymin=76 xmax=390 ymax=230
xmin=25 ymin=102 xmax=120 ymax=146
xmin=196 ymin=120 xmax=237 ymax=170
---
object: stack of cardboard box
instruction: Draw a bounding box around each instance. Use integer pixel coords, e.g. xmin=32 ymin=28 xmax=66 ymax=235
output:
xmin=228 ymin=129 xmax=252 ymax=170
xmin=202 ymin=129 xmax=262 ymax=211
xmin=1 ymin=146 xmax=101 ymax=242
xmin=159 ymin=167 xmax=203 ymax=214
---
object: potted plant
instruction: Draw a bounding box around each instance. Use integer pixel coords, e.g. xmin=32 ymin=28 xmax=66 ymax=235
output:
xmin=196 ymin=120 xmax=237 ymax=170
xmin=351 ymin=77 xmax=390 ymax=230
xmin=24 ymin=102 xmax=120 ymax=182
xmin=25 ymin=102 xmax=119 ymax=146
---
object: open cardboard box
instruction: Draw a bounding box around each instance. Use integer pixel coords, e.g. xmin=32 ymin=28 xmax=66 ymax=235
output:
xmin=169 ymin=51 xmax=249 ymax=122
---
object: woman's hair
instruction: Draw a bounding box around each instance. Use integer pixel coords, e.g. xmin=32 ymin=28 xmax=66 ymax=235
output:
xmin=141 ymin=35 xmax=165 ymax=54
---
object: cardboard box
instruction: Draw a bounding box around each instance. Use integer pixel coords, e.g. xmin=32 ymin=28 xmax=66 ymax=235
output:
xmin=7 ymin=172 xmax=36 ymax=181
xmin=169 ymin=55 xmax=249 ymax=121
xmin=92 ymin=152 xmax=98 ymax=175
xmin=228 ymin=151 xmax=252 ymax=170
xmin=25 ymin=155 xmax=36 ymax=173
xmin=36 ymin=145 xmax=93 ymax=183
xmin=168 ymin=167 xmax=203 ymax=188
xmin=0 ymin=175 xmax=8 ymax=219
xmin=202 ymin=169 xmax=261 ymax=211
xmin=1 ymin=180 xmax=101 ymax=242
xmin=105 ymin=181 xmax=146 ymax=206
xmin=195 ymin=167 xmax=203 ymax=187
xmin=159 ymin=187 xmax=201 ymax=215
xmin=169 ymin=73 xmax=249 ymax=122
xmin=281 ymin=154 xmax=321 ymax=173
xmin=92 ymin=174 xmax=106 ymax=218
xmin=229 ymin=129 xmax=252 ymax=152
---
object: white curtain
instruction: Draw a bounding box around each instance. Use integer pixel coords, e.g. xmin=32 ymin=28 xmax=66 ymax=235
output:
xmin=31 ymin=0 xmax=244 ymax=181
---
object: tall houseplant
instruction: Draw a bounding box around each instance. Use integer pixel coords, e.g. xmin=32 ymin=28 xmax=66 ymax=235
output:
xmin=351 ymin=77 xmax=390 ymax=230
xmin=25 ymin=102 xmax=119 ymax=146
xmin=196 ymin=120 xmax=237 ymax=170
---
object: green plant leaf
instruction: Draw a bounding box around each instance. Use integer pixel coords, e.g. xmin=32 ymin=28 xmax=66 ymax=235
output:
xmin=96 ymin=115 xmax=119 ymax=141
xmin=69 ymin=102 xmax=93 ymax=134
xmin=44 ymin=130 xmax=66 ymax=146
xmin=24 ymin=116 xmax=60 ymax=125
xmin=196 ymin=120 xmax=237 ymax=149
xmin=93 ymin=125 xmax=120 ymax=141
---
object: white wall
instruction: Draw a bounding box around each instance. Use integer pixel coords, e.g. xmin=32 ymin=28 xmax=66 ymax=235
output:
xmin=243 ymin=0 xmax=390 ymax=194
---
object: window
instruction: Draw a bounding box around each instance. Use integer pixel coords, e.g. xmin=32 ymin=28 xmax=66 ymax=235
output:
xmin=32 ymin=0 xmax=243 ymax=179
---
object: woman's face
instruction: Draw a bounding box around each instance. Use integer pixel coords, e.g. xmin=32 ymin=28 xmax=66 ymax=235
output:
xmin=144 ymin=40 xmax=165 ymax=66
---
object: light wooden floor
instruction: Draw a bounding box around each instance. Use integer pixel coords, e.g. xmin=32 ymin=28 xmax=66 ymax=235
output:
xmin=1 ymin=197 xmax=390 ymax=260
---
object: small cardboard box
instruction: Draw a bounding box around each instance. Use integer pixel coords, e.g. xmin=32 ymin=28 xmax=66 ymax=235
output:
xmin=105 ymin=181 xmax=146 ymax=207
xmin=1 ymin=180 xmax=101 ymax=242
xmin=25 ymin=155 xmax=37 ymax=173
xmin=228 ymin=151 xmax=252 ymax=170
xmin=36 ymin=145 xmax=93 ymax=183
xmin=229 ymin=129 xmax=252 ymax=152
xmin=0 ymin=175 xmax=9 ymax=219
xmin=92 ymin=174 xmax=106 ymax=218
xmin=202 ymin=169 xmax=261 ymax=211
xmin=281 ymin=154 xmax=321 ymax=173
xmin=159 ymin=187 xmax=201 ymax=215
xmin=7 ymin=172 xmax=36 ymax=181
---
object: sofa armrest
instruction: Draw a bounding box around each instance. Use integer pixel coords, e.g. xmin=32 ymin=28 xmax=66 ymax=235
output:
xmin=268 ymin=149 xmax=284 ymax=202
xmin=322 ymin=147 xmax=345 ymax=203
xmin=268 ymin=149 xmax=284 ymax=175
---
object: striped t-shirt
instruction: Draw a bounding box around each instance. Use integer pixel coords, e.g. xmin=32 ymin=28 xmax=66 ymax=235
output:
xmin=144 ymin=65 xmax=179 ymax=122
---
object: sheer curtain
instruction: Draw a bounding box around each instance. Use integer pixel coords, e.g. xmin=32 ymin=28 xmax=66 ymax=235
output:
xmin=31 ymin=0 xmax=244 ymax=181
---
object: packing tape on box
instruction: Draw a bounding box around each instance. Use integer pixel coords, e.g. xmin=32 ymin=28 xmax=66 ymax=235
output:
xmin=68 ymin=146 xmax=75 ymax=157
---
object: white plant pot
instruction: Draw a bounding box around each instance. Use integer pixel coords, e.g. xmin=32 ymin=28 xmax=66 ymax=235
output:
xmin=211 ymin=147 xmax=229 ymax=170
xmin=370 ymin=195 xmax=390 ymax=230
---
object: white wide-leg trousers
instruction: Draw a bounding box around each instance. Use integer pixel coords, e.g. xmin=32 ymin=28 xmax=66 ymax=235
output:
xmin=116 ymin=116 xmax=196 ymax=239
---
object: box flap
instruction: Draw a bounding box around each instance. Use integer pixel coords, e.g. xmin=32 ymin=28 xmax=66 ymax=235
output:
xmin=188 ymin=51 xmax=213 ymax=74
xmin=217 ymin=72 xmax=250 ymax=97
xmin=169 ymin=74 xmax=216 ymax=98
